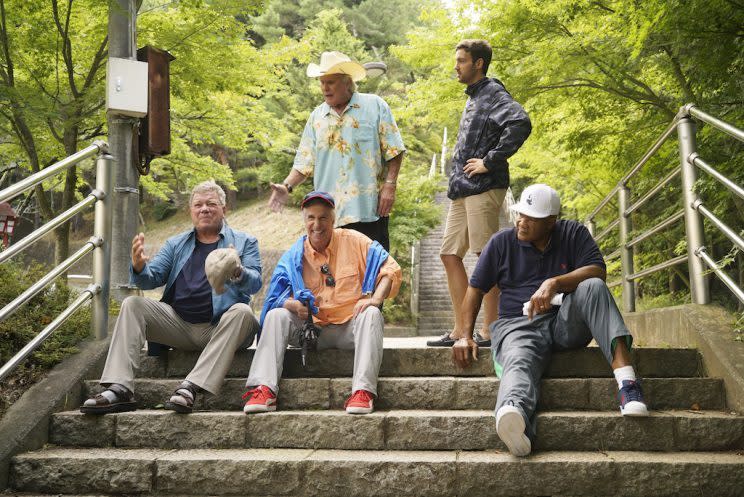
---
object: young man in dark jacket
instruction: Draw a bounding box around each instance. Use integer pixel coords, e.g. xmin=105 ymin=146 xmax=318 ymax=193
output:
xmin=428 ymin=39 xmax=532 ymax=348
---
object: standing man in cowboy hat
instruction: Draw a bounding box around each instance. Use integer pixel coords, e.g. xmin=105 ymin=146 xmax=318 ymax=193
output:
xmin=268 ymin=51 xmax=406 ymax=252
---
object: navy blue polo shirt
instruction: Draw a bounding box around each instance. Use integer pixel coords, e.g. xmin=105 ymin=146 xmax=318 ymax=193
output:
xmin=470 ymin=220 xmax=606 ymax=318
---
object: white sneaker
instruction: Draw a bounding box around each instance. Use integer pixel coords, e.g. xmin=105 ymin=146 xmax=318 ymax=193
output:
xmin=495 ymin=405 xmax=532 ymax=457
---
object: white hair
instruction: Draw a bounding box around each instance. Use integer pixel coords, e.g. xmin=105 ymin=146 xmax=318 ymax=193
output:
xmin=190 ymin=180 xmax=226 ymax=206
xmin=341 ymin=74 xmax=356 ymax=93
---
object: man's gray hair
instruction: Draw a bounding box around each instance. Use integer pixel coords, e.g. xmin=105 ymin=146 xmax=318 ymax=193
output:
xmin=190 ymin=180 xmax=227 ymax=206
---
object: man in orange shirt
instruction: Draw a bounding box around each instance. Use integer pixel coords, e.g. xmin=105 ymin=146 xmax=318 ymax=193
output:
xmin=243 ymin=191 xmax=402 ymax=414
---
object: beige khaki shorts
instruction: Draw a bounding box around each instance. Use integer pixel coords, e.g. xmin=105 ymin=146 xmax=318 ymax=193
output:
xmin=440 ymin=188 xmax=507 ymax=258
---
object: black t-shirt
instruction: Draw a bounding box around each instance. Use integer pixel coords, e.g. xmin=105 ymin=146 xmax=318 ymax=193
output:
xmin=168 ymin=239 xmax=219 ymax=323
xmin=469 ymin=220 xmax=606 ymax=318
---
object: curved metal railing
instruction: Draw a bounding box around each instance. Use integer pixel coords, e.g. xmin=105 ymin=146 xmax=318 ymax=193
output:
xmin=586 ymin=105 xmax=743 ymax=311
xmin=0 ymin=141 xmax=113 ymax=382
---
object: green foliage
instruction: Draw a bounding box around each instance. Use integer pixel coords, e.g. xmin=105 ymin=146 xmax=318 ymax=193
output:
xmin=152 ymin=200 xmax=177 ymax=221
xmin=0 ymin=261 xmax=92 ymax=371
xmin=393 ymin=0 xmax=743 ymax=308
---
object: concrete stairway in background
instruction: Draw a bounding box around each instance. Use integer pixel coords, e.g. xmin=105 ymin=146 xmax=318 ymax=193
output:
xmin=8 ymin=339 xmax=744 ymax=496
xmin=416 ymin=189 xmax=512 ymax=337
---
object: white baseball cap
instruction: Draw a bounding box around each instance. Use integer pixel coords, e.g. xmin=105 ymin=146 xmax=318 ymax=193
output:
xmin=510 ymin=184 xmax=561 ymax=218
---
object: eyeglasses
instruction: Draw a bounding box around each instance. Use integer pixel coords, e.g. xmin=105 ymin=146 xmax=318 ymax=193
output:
xmin=320 ymin=264 xmax=335 ymax=287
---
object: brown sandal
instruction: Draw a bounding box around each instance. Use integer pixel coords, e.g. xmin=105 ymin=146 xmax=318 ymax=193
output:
xmin=80 ymin=384 xmax=136 ymax=415
xmin=164 ymin=381 xmax=198 ymax=414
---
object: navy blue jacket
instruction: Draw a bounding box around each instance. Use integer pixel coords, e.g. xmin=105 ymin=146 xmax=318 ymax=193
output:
xmin=448 ymin=78 xmax=532 ymax=200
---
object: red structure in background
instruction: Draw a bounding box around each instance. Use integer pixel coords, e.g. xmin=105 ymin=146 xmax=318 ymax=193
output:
xmin=0 ymin=201 xmax=17 ymax=248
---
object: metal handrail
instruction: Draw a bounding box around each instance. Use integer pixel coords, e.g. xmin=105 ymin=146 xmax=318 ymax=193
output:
xmin=0 ymin=285 xmax=97 ymax=382
xmin=694 ymin=201 xmax=744 ymax=252
xmin=625 ymin=167 xmax=681 ymax=217
xmin=688 ymin=106 xmax=744 ymax=142
xmin=626 ymin=254 xmax=688 ymax=281
xmin=585 ymin=104 xmax=744 ymax=310
xmin=0 ymin=193 xmax=99 ymax=264
xmin=0 ymin=237 xmax=97 ymax=323
xmin=696 ymin=247 xmax=744 ymax=303
xmin=0 ymin=143 xmax=112 ymax=383
xmin=0 ymin=141 xmax=107 ymax=204
xmin=690 ymin=154 xmax=744 ymax=201
xmin=587 ymin=118 xmax=680 ymax=222
xmin=595 ymin=219 xmax=620 ymax=242
xmin=626 ymin=210 xmax=684 ymax=249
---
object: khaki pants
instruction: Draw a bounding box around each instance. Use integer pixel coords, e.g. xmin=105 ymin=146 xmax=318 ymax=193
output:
xmin=246 ymin=306 xmax=384 ymax=395
xmin=100 ymin=296 xmax=259 ymax=395
xmin=440 ymin=188 xmax=506 ymax=257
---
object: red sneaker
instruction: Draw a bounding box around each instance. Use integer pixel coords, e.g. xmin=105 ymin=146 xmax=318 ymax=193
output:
xmin=242 ymin=385 xmax=277 ymax=414
xmin=345 ymin=389 xmax=374 ymax=414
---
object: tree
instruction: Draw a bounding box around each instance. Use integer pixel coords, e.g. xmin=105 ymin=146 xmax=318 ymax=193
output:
xmin=393 ymin=0 xmax=743 ymax=303
xmin=0 ymin=0 xmax=107 ymax=264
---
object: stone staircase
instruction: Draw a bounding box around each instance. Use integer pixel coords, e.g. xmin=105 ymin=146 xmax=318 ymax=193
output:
xmin=416 ymin=188 xmax=513 ymax=336
xmin=7 ymin=338 xmax=744 ymax=496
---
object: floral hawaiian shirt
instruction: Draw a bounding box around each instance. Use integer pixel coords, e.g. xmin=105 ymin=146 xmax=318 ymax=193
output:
xmin=293 ymin=92 xmax=406 ymax=226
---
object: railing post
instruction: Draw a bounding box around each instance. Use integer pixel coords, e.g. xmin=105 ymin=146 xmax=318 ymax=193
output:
xmin=92 ymin=152 xmax=114 ymax=339
xmin=618 ymin=186 xmax=636 ymax=312
xmin=677 ymin=117 xmax=710 ymax=304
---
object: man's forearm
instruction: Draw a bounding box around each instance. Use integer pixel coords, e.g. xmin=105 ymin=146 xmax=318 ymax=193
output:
xmin=284 ymin=169 xmax=308 ymax=188
xmin=384 ymin=152 xmax=404 ymax=183
xmin=452 ymin=286 xmax=486 ymax=340
xmin=372 ymin=276 xmax=392 ymax=303
xmin=549 ymin=265 xmax=606 ymax=293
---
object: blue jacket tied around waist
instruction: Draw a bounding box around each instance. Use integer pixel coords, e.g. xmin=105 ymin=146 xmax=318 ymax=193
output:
xmin=259 ymin=235 xmax=389 ymax=335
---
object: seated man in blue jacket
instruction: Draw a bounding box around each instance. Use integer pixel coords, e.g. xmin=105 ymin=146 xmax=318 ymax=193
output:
xmin=243 ymin=191 xmax=402 ymax=415
xmin=453 ymin=184 xmax=648 ymax=457
xmin=81 ymin=181 xmax=262 ymax=415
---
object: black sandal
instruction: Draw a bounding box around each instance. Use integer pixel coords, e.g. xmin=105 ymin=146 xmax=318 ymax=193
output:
xmin=80 ymin=383 xmax=136 ymax=415
xmin=164 ymin=381 xmax=198 ymax=414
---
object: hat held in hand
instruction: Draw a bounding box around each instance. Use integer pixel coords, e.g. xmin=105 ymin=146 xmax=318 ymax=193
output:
xmin=205 ymin=246 xmax=241 ymax=295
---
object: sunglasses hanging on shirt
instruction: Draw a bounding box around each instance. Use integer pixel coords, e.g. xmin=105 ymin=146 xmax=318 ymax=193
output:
xmin=320 ymin=264 xmax=335 ymax=287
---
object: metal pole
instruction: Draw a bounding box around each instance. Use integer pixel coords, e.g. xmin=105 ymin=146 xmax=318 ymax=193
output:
xmin=93 ymin=153 xmax=114 ymax=339
xmin=677 ymin=118 xmax=710 ymax=304
xmin=618 ymin=187 xmax=635 ymax=312
xmin=440 ymin=127 xmax=448 ymax=176
xmin=587 ymin=219 xmax=595 ymax=237
xmin=108 ymin=0 xmax=141 ymax=301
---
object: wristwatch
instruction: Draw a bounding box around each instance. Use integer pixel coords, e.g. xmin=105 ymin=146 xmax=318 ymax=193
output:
xmin=283 ymin=182 xmax=293 ymax=193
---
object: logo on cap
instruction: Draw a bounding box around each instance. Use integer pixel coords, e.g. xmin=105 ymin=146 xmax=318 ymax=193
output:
xmin=526 ymin=194 xmax=533 ymax=206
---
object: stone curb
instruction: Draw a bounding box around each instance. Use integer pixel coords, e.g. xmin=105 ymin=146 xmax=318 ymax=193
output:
xmin=624 ymin=304 xmax=744 ymax=413
xmin=0 ymin=336 xmax=110 ymax=490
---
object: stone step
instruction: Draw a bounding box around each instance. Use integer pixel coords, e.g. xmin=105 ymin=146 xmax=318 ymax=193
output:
xmin=83 ymin=377 xmax=722 ymax=412
xmin=11 ymin=448 xmax=744 ymax=496
xmin=50 ymin=409 xmax=744 ymax=452
xmin=131 ymin=344 xmax=701 ymax=379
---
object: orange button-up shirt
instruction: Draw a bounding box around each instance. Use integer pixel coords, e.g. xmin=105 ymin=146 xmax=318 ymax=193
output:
xmin=301 ymin=228 xmax=402 ymax=325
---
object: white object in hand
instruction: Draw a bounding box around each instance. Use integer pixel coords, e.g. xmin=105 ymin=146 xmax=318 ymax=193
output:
xmin=522 ymin=293 xmax=564 ymax=316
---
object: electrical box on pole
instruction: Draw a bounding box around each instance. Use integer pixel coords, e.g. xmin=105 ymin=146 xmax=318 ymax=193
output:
xmin=137 ymin=46 xmax=175 ymax=169
xmin=106 ymin=57 xmax=148 ymax=117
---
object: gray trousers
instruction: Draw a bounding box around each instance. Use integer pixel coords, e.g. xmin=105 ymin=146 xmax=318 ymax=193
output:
xmin=246 ymin=306 xmax=384 ymax=395
xmin=100 ymin=296 xmax=259 ymax=395
xmin=491 ymin=278 xmax=632 ymax=440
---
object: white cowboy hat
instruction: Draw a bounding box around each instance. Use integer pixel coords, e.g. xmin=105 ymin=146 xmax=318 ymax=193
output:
xmin=306 ymin=51 xmax=367 ymax=82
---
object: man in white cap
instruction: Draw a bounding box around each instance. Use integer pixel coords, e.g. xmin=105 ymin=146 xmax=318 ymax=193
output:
xmin=81 ymin=180 xmax=262 ymax=415
xmin=267 ymin=51 xmax=405 ymax=252
xmin=452 ymin=184 xmax=649 ymax=457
